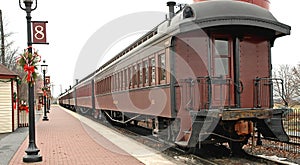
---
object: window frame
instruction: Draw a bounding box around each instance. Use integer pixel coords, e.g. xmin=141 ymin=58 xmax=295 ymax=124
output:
xmin=212 ymin=35 xmax=233 ymax=78
xmin=150 ymin=55 xmax=156 ymax=86
xmin=138 ymin=62 xmax=143 ymax=87
xmin=143 ymin=59 xmax=149 ymax=87
xmin=158 ymin=52 xmax=166 ymax=84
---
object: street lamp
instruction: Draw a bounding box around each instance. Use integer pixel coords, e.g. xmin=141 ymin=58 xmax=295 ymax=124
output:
xmin=19 ymin=0 xmax=42 ymax=163
xmin=41 ymin=60 xmax=49 ymax=121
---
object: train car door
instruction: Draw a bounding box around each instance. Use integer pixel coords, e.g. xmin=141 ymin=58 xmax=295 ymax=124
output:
xmin=239 ymin=36 xmax=271 ymax=108
xmin=210 ymin=35 xmax=235 ymax=108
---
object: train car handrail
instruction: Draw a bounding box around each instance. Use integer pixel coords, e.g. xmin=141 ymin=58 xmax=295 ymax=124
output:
xmin=178 ymin=76 xmax=232 ymax=111
xmin=254 ymin=77 xmax=288 ymax=108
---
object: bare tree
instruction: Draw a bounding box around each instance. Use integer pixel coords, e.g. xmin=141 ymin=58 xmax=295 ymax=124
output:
xmin=4 ymin=40 xmax=18 ymax=70
xmin=0 ymin=11 xmax=19 ymax=70
xmin=0 ymin=12 xmax=28 ymax=102
xmin=292 ymin=64 xmax=300 ymax=97
xmin=1 ymin=10 xmax=4 ymax=65
xmin=273 ymin=64 xmax=299 ymax=107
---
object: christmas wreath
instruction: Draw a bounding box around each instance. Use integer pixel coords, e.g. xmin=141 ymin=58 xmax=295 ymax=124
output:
xmin=42 ymin=87 xmax=48 ymax=96
xmin=16 ymin=47 xmax=41 ymax=84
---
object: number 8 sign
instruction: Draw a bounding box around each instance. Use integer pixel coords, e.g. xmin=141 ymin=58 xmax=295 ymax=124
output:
xmin=32 ymin=21 xmax=48 ymax=44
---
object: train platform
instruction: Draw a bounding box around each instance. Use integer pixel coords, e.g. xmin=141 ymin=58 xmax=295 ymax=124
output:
xmin=7 ymin=105 xmax=176 ymax=165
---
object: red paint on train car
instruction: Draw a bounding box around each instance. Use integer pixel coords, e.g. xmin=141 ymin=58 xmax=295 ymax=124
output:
xmin=193 ymin=0 xmax=270 ymax=10
xmin=239 ymin=36 xmax=271 ymax=108
xmin=95 ymin=88 xmax=172 ymax=117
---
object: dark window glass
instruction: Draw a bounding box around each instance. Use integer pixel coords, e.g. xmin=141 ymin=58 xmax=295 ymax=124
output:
xmin=139 ymin=63 xmax=143 ymax=85
xmin=159 ymin=54 xmax=166 ymax=81
xmin=214 ymin=39 xmax=229 ymax=76
xmin=151 ymin=58 xmax=156 ymax=84
xmin=215 ymin=39 xmax=228 ymax=56
xmin=144 ymin=60 xmax=149 ymax=86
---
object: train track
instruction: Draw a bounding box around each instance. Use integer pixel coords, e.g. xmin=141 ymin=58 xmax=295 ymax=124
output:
xmin=243 ymin=136 xmax=300 ymax=164
xmin=79 ymin=112 xmax=293 ymax=165
xmin=250 ymin=136 xmax=300 ymax=153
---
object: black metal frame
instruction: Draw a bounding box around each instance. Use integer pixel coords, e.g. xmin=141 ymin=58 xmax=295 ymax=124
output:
xmin=254 ymin=77 xmax=288 ymax=108
xmin=42 ymin=65 xmax=49 ymax=121
xmin=19 ymin=0 xmax=42 ymax=162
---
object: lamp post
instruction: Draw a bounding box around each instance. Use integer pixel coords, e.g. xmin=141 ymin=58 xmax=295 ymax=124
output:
xmin=41 ymin=60 xmax=49 ymax=121
xmin=19 ymin=0 xmax=42 ymax=162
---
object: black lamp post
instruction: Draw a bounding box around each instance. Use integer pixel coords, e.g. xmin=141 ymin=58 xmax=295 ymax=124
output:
xmin=41 ymin=60 xmax=49 ymax=121
xmin=19 ymin=0 xmax=42 ymax=162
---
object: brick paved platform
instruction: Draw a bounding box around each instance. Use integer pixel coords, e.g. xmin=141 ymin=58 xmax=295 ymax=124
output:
xmin=9 ymin=105 xmax=172 ymax=165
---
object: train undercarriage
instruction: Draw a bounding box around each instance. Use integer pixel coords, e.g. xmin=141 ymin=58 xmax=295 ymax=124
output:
xmin=70 ymin=105 xmax=289 ymax=154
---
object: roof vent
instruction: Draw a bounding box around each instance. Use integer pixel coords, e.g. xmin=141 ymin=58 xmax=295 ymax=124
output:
xmin=167 ymin=1 xmax=176 ymax=19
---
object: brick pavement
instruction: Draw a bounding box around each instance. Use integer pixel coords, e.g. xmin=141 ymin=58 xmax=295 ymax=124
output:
xmin=9 ymin=105 xmax=144 ymax=165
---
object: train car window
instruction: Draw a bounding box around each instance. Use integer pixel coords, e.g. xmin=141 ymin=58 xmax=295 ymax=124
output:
xmin=124 ymin=69 xmax=128 ymax=90
xmin=106 ymin=77 xmax=109 ymax=93
xmin=151 ymin=57 xmax=156 ymax=85
xmin=99 ymin=80 xmax=103 ymax=94
xmin=139 ymin=63 xmax=143 ymax=86
xmin=104 ymin=78 xmax=106 ymax=93
xmin=103 ymin=78 xmax=106 ymax=93
xmin=110 ymin=76 xmax=113 ymax=92
xmin=143 ymin=60 xmax=149 ymax=86
xmin=214 ymin=39 xmax=229 ymax=76
xmin=118 ymin=72 xmax=121 ymax=91
xmin=96 ymin=81 xmax=99 ymax=94
xmin=133 ymin=65 xmax=138 ymax=88
xmin=100 ymin=80 xmax=103 ymax=94
xmin=129 ymin=67 xmax=132 ymax=89
xmin=104 ymin=78 xmax=107 ymax=93
xmin=109 ymin=77 xmax=111 ymax=93
xmin=103 ymin=79 xmax=105 ymax=93
xmin=102 ymin=80 xmax=104 ymax=94
xmin=119 ymin=72 xmax=122 ymax=91
xmin=116 ymin=74 xmax=118 ymax=91
xmin=183 ymin=6 xmax=194 ymax=19
xmin=101 ymin=79 xmax=103 ymax=93
xmin=100 ymin=80 xmax=102 ymax=94
xmin=121 ymin=71 xmax=124 ymax=91
xmin=114 ymin=74 xmax=117 ymax=91
xmin=108 ymin=76 xmax=111 ymax=92
xmin=215 ymin=40 xmax=228 ymax=56
xmin=99 ymin=80 xmax=102 ymax=94
xmin=118 ymin=72 xmax=120 ymax=91
xmin=159 ymin=53 xmax=166 ymax=83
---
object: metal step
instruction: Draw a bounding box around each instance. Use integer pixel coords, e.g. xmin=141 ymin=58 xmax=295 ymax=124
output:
xmin=183 ymin=130 xmax=191 ymax=134
xmin=175 ymin=141 xmax=188 ymax=147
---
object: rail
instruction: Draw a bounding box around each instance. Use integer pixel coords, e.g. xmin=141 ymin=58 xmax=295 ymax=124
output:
xmin=254 ymin=78 xmax=288 ymax=108
xmin=18 ymin=105 xmax=28 ymax=127
xmin=179 ymin=76 xmax=232 ymax=110
xmin=283 ymin=108 xmax=300 ymax=153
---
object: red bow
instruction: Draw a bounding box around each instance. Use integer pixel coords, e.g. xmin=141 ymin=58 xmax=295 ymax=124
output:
xmin=24 ymin=65 xmax=35 ymax=82
xmin=25 ymin=106 xmax=29 ymax=113
xmin=43 ymin=90 xmax=47 ymax=96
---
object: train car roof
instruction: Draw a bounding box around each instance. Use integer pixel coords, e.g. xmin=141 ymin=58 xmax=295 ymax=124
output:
xmin=74 ymin=0 xmax=291 ymax=89
xmin=178 ymin=0 xmax=290 ymax=37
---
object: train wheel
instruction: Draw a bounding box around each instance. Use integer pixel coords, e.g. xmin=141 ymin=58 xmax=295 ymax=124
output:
xmin=152 ymin=118 xmax=159 ymax=137
xmin=168 ymin=118 xmax=180 ymax=142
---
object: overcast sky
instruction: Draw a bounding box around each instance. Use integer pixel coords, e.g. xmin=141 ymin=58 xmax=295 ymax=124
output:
xmin=0 ymin=0 xmax=299 ymax=97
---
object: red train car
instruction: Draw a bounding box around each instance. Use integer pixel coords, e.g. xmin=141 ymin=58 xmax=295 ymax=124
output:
xmin=59 ymin=0 xmax=291 ymax=153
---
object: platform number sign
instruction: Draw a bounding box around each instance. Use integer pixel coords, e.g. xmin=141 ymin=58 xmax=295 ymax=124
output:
xmin=32 ymin=21 xmax=49 ymax=44
xmin=45 ymin=76 xmax=50 ymax=85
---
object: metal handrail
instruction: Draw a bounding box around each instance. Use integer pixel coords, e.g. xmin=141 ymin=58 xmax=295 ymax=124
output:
xmin=179 ymin=76 xmax=232 ymax=110
xmin=254 ymin=77 xmax=288 ymax=108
